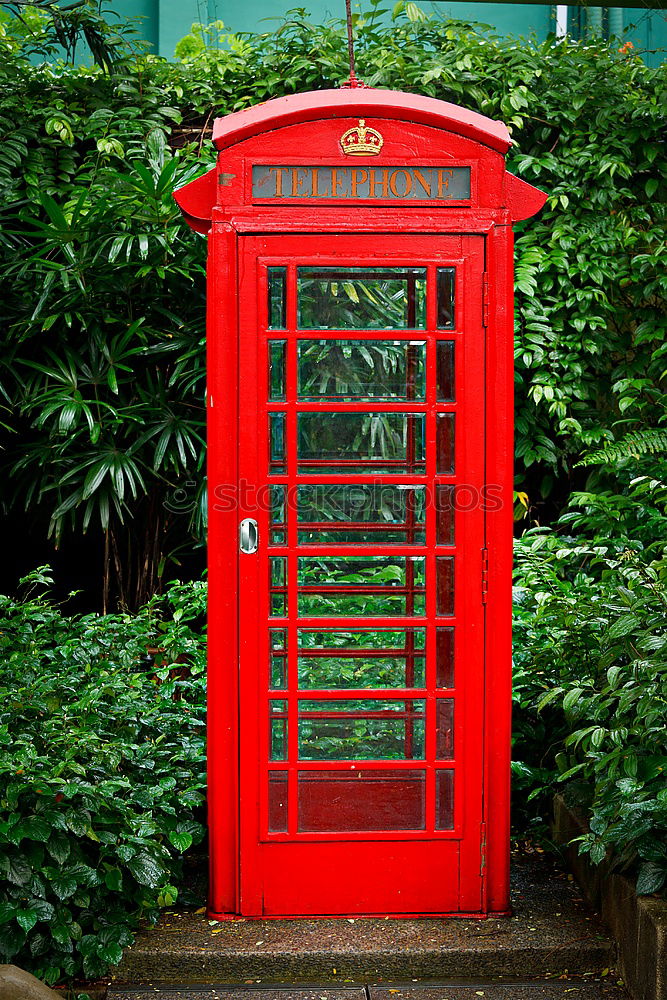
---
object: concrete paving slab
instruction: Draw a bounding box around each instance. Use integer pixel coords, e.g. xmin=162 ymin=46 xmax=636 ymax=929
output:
xmin=108 ymin=990 xmax=365 ymax=1000
xmin=114 ymin=855 xmax=613 ymax=984
xmin=106 ymin=981 xmax=629 ymax=1000
xmin=371 ymin=982 xmax=628 ymax=998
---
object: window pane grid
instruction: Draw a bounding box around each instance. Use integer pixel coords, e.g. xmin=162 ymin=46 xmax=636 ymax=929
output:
xmin=262 ymin=260 xmax=464 ymax=840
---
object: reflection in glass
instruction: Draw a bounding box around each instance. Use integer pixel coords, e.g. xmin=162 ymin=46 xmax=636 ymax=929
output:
xmin=298 ymin=412 xmax=425 ymax=474
xmin=269 ymin=700 xmax=288 ymax=760
xmin=268 ymin=771 xmax=288 ymax=832
xmin=297 ymin=340 xmax=425 ymax=400
xmin=436 ymin=413 xmax=455 ymax=475
xmin=436 ymin=556 xmax=454 ymax=616
xmin=270 ymin=557 xmax=287 ymax=616
xmin=269 ymin=341 xmax=286 ymax=401
xmin=298 ymin=556 xmax=425 ymax=617
xmin=270 ymin=485 xmax=286 ymax=544
xmin=297 ymin=769 xmax=426 ymax=832
xmin=436 ymin=699 xmax=455 ymax=759
xmin=436 ymin=484 xmax=455 ymax=545
xmin=298 ymin=699 xmax=426 ymax=760
xmin=297 ymin=267 xmax=426 ymax=330
xmin=269 ymin=413 xmax=286 ymax=473
xmin=436 ymin=627 xmax=455 ymax=688
xmin=268 ymin=266 xmax=287 ymax=329
xmin=298 ymin=628 xmax=426 ymax=689
xmin=436 ymin=341 xmax=455 ymax=401
xmin=297 ymin=484 xmax=426 ymax=544
xmin=437 ymin=268 xmax=455 ymax=329
xmin=436 ymin=769 xmax=455 ymax=830
xmin=270 ymin=628 xmax=287 ymax=689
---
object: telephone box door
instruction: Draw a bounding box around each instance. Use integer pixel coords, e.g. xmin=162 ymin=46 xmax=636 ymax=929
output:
xmin=237 ymin=232 xmax=487 ymax=916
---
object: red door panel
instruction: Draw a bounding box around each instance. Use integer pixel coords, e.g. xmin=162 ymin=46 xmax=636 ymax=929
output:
xmin=237 ymin=234 xmax=485 ymax=916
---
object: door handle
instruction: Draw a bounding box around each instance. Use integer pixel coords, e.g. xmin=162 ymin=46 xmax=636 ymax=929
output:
xmin=239 ymin=518 xmax=258 ymax=554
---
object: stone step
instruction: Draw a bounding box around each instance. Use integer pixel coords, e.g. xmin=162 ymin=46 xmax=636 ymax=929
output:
xmin=108 ymin=981 xmax=629 ymax=1000
xmin=114 ymin=856 xmax=614 ymax=985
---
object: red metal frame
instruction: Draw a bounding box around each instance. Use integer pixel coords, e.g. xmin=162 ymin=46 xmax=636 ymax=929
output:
xmin=174 ymin=87 xmax=546 ymax=921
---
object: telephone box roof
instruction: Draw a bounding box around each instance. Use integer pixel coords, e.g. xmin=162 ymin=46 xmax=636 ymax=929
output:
xmin=211 ymin=87 xmax=512 ymax=154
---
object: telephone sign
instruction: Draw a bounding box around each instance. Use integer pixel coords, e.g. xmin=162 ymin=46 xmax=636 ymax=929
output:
xmin=175 ymin=87 xmax=546 ymax=919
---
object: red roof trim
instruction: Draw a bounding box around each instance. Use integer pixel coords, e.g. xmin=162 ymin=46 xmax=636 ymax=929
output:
xmin=211 ymin=88 xmax=511 ymax=154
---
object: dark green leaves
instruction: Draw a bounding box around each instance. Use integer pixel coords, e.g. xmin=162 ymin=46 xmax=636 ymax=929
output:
xmin=0 ymin=580 xmax=206 ymax=983
xmin=514 ymin=475 xmax=667 ymax=895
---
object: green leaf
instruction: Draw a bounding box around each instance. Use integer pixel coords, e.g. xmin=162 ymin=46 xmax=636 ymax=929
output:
xmin=168 ymin=831 xmax=193 ymax=852
xmin=7 ymin=856 xmax=32 ymax=887
xmin=644 ymin=178 xmax=659 ymax=198
xmin=104 ymin=868 xmax=123 ymax=892
xmin=636 ymin=862 xmax=666 ymax=895
xmin=50 ymin=874 xmax=78 ymax=900
xmin=127 ymin=852 xmax=165 ymax=888
xmin=16 ymin=909 xmax=38 ymax=933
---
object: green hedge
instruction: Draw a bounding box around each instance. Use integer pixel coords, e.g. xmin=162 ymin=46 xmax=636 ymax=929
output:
xmin=513 ymin=473 xmax=667 ymax=895
xmin=0 ymin=572 xmax=206 ymax=983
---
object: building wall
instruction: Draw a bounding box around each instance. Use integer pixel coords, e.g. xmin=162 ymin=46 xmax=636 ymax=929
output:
xmin=106 ymin=0 xmax=665 ymax=64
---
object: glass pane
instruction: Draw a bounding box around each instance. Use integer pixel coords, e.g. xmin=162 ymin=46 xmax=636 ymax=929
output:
xmin=298 ymin=412 xmax=425 ymax=475
xmin=437 ymin=268 xmax=455 ymax=329
xmin=297 ymin=267 xmax=426 ymax=330
xmin=436 ymin=413 xmax=455 ymax=475
xmin=298 ymin=769 xmax=426 ymax=832
xmin=436 ymin=556 xmax=454 ymax=616
xmin=270 ymin=629 xmax=287 ymax=689
xmin=436 ymin=341 xmax=455 ymax=401
xmin=270 ymin=557 xmax=287 ymax=617
xmin=297 ymin=484 xmax=426 ymax=544
xmin=268 ymin=771 xmax=288 ymax=832
xmin=270 ymin=700 xmax=288 ymax=760
xmin=436 ymin=769 xmax=455 ymax=830
xmin=270 ymin=485 xmax=286 ymax=544
xmin=298 ymin=556 xmax=425 ymax=617
xmin=269 ymin=413 xmax=286 ymax=473
xmin=436 ymin=699 xmax=455 ymax=759
xmin=436 ymin=627 xmax=455 ymax=688
xmin=298 ymin=628 xmax=426 ymax=689
xmin=297 ymin=340 xmax=425 ymax=401
xmin=269 ymin=341 xmax=286 ymax=401
xmin=298 ymin=699 xmax=425 ymax=760
xmin=268 ymin=266 xmax=286 ymax=329
xmin=436 ymin=484 xmax=455 ymax=545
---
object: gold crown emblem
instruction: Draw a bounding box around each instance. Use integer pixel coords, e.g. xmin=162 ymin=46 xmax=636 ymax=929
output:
xmin=340 ymin=119 xmax=384 ymax=156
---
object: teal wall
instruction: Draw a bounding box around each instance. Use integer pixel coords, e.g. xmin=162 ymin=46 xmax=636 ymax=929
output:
xmin=103 ymin=0 xmax=665 ymax=63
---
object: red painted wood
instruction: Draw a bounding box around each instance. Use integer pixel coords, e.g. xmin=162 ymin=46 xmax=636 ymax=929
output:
xmin=504 ymin=171 xmax=549 ymax=221
xmin=211 ymin=88 xmax=511 ymax=153
xmin=173 ymin=167 xmax=216 ymax=232
xmin=235 ymin=233 xmax=485 ymax=915
xmin=206 ymin=221 xmax=240 ymax=915
xmin=175 ymin=86 xmax=547 ymax=920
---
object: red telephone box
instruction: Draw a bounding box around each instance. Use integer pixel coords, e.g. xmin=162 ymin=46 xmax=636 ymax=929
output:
xmin=175 ymin=87 xmax=546 ymax=919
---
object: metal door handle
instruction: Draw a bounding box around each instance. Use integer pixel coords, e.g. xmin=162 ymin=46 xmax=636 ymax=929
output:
xmin=239 ymin=518 xmax=258 ymax=554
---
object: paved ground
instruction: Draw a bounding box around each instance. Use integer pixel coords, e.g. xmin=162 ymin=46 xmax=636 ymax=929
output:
xmin=108 ymin=980 xmax=629 ymax=999
xmin=114 ymin=854 xmax=614 ymax=984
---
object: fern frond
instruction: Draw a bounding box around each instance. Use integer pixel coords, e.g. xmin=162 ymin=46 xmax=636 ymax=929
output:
xmin=577 ymin=429 xmax=667 ymax=467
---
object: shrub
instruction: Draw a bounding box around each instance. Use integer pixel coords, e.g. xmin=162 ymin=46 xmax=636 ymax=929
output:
xmin=513 ymin=471 xmax=667 ymax=894
xmin=0 ymin=570 xmax=207 ymax=983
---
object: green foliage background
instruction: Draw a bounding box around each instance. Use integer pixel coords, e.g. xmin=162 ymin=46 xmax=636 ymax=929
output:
xmin=0 ymin=1 xmax=665 ymax=604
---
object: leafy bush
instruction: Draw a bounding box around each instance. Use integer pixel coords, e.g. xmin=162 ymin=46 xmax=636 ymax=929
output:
xmin=513 ymin=471 xmax=667 ymax=894
xmin=0 ymin=570 xmax=207 ymax=983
